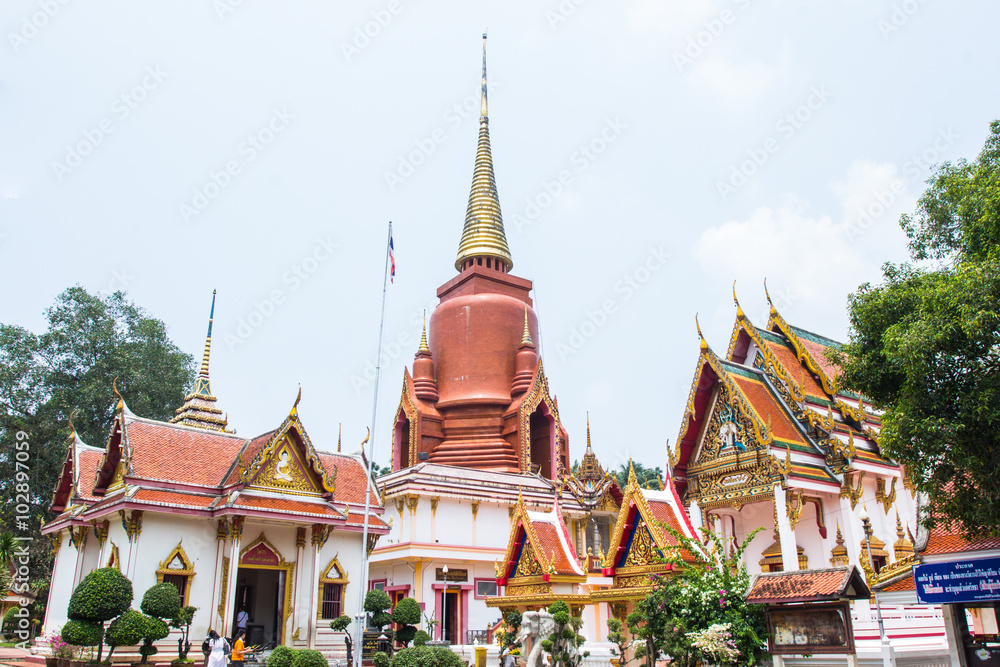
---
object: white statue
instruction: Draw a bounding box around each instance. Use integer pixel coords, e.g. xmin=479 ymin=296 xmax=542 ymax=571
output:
xmin=518 ymin=611 xmax=555 ymax=667
xmin=275 ymin=450 xmax=293 ymax=481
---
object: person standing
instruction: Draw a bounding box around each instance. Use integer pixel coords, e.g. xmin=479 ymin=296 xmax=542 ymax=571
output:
xmin=206 ymin=630 xmax=230 ymax=667
xmin=231 ymin=629 xmax=246 ymax=667
xmin=235 ymin=607 xmax=249 ymax=643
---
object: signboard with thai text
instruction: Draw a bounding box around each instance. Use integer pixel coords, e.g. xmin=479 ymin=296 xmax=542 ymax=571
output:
xmin=914 ymin=557 xmax=1000 ymax=604
xmin=241 ymin=543 xmax=280 ymax=567
xmin=436 ymin=568 xmax=468 ymax=582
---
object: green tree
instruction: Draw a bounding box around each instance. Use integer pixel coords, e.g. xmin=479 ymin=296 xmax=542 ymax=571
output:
xmin=170 ymin=605 xmax=198 ymax=661
xmin=137 ymin=583 xmax=181 ymax=663
xmin=0 ymin=287 xmax=195 ymax=578
xmin=614 ymin=463 xmax=663 ymax=490
xmin=66 ymin=567 xmax=134 ymax=662
xmin=496 ymin=610 xmax=521 ymax=666
xmin=391 ymin=597 xmax=421 ymax=647
xmin=834 ymin=120 xmax=1000 ymax=538
xmin=626 ymin=529 xmax=766 ymax=667
xmin=540 ymin=601 xmax=588 ymax=667
xmin=364 ymin=589 xmax=393 ymax=633
xmin=105 ymin=610 xmax=148 ymax=660
xmin=607 ymin=617 xmax=635 ymax=667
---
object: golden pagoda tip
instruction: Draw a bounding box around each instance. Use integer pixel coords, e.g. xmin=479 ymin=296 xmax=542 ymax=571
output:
xmin=338 ymin=423 xmax=342 ymax=453
xmin=732 ymin=281 xmax=744 ymax=318
xmin=290 ymin=384 xmax=302 ymax=417
xmin=585 ymin=412 xmax=592 ymax=451
xmin=419 ymin=311 xmax=430 ymax=353
xmin=695 ymin=314 xmax=708 ymax=352
xmin=480 ymin=32 xmax=488 ymax=118
xmin=521 ymin=305 xmax=533 ymax=346
xmin=764 ymin=278 xmax=777 ymax=316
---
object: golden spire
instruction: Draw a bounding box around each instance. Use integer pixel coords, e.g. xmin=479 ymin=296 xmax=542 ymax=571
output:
xmin=171 ymin=291 xmax=232 ymax=432
xmin=585 ymin=412 xmax=592 ymax=451
xmin=419 ymin=311 xmax=430 ymax=353
xmin=733 ymin=281 xmax=744 ymax=319
xmin=520 ymin=305 xmax=533 ymax=346
xmin=455 ymin=32 xmax=513 ymax=273
xmin=290 ymin=384 xmax=302 ymax=417
xmin=695 ymin=314 xmax=708 ymax=352
xmin=337 ymin=423 xmax=342 ymax=453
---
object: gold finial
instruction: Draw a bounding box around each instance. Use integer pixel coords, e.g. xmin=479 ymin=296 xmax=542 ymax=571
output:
xmin=68 ymin=408 xmax=77 ymax=437
xmin=112 ymin=376 xmax=124 ymax=411
xmin=419 ymin=311 xmax=430 ymax=353
xmin=521 ymin=305 xmax=533 ymax=346
xmin=455 ymin=33 xmax=512 ymax=273
xmin=733 ymin=281 xmax=744 ymax=319
xmin=290 ymin=384 xmax=301 ymax=417
xmin=585 ymin=412 xmax=592 ymax=452
xmin=627 ymin=459 xmax=638 ymax=487
xmin=696 ymin=314 xmax=708 ymax=352
xmin=764 ymin=278 xmax=777 ymax=317
xmin=338 ymin=423 xmax=342 ymax=453
xmin=200 ymin=290 xmax=216 ymax=379
xmin=481 ymin=31 xmax=488 ymax=118
xmin=360 ymin=427 xmax=370 ymax=453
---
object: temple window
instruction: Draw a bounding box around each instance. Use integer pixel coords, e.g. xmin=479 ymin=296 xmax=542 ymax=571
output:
xmin=162 ymin=573 xmax=189 ymax=606
xmin=321 ymin=583 xmax=343 ymax=619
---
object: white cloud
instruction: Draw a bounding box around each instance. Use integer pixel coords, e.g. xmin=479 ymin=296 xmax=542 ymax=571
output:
xmin=692 ymin=159 xmax=915 ymax=331
xmin=690 ymin=57 xmax=775 ymax=104
xmin=625 ymin=0 xmax=722 ymax=37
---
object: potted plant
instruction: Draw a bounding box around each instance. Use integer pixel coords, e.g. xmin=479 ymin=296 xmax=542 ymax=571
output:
xmin=170 ymin=606 xmax=198 ymax=666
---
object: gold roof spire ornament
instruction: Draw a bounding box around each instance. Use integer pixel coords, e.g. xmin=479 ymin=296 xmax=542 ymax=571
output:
xmin=455 ymin=32 xmax=513 ymax=273
xmin=764 ymin=278 xmax=777 ymax=318
xmin=695 ymin=314 xmax=709 ymax=352
xmin=586 ymin=412 xmax=592 ymax=451
xmin=521 ymin=305 xmax=533 ymax=346
xmin=171 ymin=291 xmax=233 ymax=432
xmin=290 ymin=384 xmax=302 ymax=418
xmin=337 ymin=423 xmax=342 ymax=453
xmin=733 ymin=281 xmax=745 ymax=319
xmin=419 ymin=311 xmax=430 ymax=353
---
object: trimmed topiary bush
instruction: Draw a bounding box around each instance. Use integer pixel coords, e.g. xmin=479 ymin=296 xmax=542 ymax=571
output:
xmin=66 ymin=567 xmax=134 ymax=662
xmin=373 ymin=651 xmax=390 ymax=667
xmin=140 ymin=583 xmax=181 ymax=620
xmin=291 ymin=648 xmax=328 ymax=667
xmin=61 ymin=619 xmax=104 ymax=647
xmin=412 ymin=630 xmax=430 ymax=647
xmin=266 ymin=645 xmax=296 ymax=667
xmin=105 ymin=609 xmax=148 ymax=657
xmin=68 ymin=569 xmax=133 ymax=624
xmin=392 ymin=597 xmax=421 ymax=647
xmin=389 ymin=646 xmax=465 ymax=667
xmin=364 ymin=590 xmax=392 ymax=632
xmin=329 ymin=615 xmax=351 ymax=632
xmin=138 ymin=616 xmax=170 ymax=663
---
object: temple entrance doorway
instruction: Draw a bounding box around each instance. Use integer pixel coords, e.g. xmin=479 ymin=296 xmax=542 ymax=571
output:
xmin=442 ymin=590 xmax=460 ymax=644
xmin=233 ymin=567 xmax=285 ymax=646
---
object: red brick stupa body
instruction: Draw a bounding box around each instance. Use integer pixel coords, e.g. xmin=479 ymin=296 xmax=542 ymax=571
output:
xmin=391 ymin=38 xmax=568 ymax=478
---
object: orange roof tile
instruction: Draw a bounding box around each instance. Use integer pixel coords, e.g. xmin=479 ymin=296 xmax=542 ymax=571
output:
xmin=233 ymin=494 xmax=345 ymax=518
xmin=730 ymin=375 xmax=807 ymax=444
xmin=924 ymin=527 xmax=1000 ymax=555
xmin=318 ymin=453 xmax=380 ymax=506
xmin=883 ymin=575 xmax=916 ymax=592
xmin=344 ymin=513 xmax=389 ymax=529
xmin=225 ymin=430 xmax=279 ymax=485
xmin=126 ymin=418 xmax=245 ymax=486
xmin=77 ymin=450 xmax=103 ymax=502
xmin=646 ymin=499 xmax=697 ymax=562
xmin=132 ymin=489 xmax=217 ymax=508
xmin=797 ymin=337 xmax=840 ymax=381
xmin=762 ymin=338 xmax=827 ymax=400
xmin=533 ymin=521 xmax=582 ymax=576
xmin=747 ymin=567 xmax=869 ymax=603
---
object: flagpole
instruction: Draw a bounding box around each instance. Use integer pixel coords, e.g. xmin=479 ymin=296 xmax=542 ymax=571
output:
xmin=354 ymin=221 xmax=392 ymax=667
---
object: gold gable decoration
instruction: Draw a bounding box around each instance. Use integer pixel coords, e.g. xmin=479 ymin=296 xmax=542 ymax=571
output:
xmin=156 ymin=541 xmax=195 ymax=604
xmin=765 ymin=289 xmax=838 ymax=396
xmin=517 ymin=360 xmax=563 ymax=473
xmin=829 ymin=525 xmax=850 ymax=567
xmin=253 ymin=437 xmax=318 ymax=494
xmin=239 ymin=412 xmax=336 ymax=494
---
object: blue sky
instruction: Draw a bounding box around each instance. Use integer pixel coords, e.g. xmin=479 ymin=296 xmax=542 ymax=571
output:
xmin=3 ymin=0 xmax=997 ymax=472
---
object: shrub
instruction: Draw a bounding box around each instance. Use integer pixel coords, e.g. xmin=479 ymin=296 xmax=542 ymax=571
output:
xmin=373 ymin=651 xmax=390 ymax=667
xmin=266 ymin=645 xmax=296 ymax=667
xmin=412 ymin=631 xmax=430 ymax=647
xmin=364 ymin=590 xmax=392 ymax=631
xmin=140 ymin=584 xmax=181 ymax=620
xmin=68 ymin=569 xmax=133 ymax=624
xmin=104 ymin=610 xmax=147 ymax=653
xmin=170 ymin=605 xmax=198 ymax=661
xmin=329 ymin=615 xmax=352 ymax=632
xmin=389 ymin=646 xmax=465 ymax=667
xmin=292 ymin=648 xmax=328 ymax=667
xmin=138 ymin=616 xmax=170 ymax=663
xmin=391 ymin=598 xmax=421 ymax=625
xmin=61 ymin=619 xmax=104 ymax=647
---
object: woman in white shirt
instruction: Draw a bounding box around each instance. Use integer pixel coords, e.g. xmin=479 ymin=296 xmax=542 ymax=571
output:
xmin=206 ymin=630 xmax=230 ymax=667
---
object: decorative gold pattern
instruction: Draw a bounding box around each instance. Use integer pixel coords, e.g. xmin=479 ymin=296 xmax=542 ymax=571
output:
xmin=471 ymin=501 xmax=480 ymax=520
xmin=392 ymin=373 xmax=420 ymax=468
xmin=517 ymin=360 xmax=563 ymax=473
xmin=623 ymin=527 xmax=656 ymax=567
xmin=216 ymin=518 xmax=230 ymax=542
xmin=840 ymin=470 xmax=865 ymax=509
xmin=238 ymin=534 xmax=295 ymax=637
xmin=92 ymin=520 xmax=109 ymax=546
xmin=231 ymin=516 xmax=245 ymax=541
xmin=893 ymin=513 xmax=914 ymax=559
xmin=217 ymin=556 xmax=230 ymax=620
xmin=405 ymin=495 xmax=418 ymax=515
xmin=785 ymin=489 xmax=804 ymax=531
xmin=119 ymin=509 xmax=143 ymax=542
xmin=875 ymin=477 xmax=897 ymax=513
xmin=156 ymin=541 xmax=195 ymax=604
xmin=296 ymin=527 xmax=306 ymax=549
xmin=765 ymin=293 xmax=837 ymax=395
xmin=515 ymin=542 xmax=544 ymax=577
xmin=252 ymin=436 xmax=320 ymax=495
xmin=829 ymin=525 xmax=850 ymax=567
xmin=238 ymin=415 xmax=336 ymax=493
xmin=69 ymin=525 xmax=89 ymax=550
xmin=311 ymin=524 xmax=332 ymax=548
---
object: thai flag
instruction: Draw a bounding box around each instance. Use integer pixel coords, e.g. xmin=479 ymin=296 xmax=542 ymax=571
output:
xmin=389 ymin=232 xmax=395 ymax=283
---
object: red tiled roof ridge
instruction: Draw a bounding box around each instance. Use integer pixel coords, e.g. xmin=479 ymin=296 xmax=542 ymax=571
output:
xmin=124 ymin=412 xmax=249 ymax=440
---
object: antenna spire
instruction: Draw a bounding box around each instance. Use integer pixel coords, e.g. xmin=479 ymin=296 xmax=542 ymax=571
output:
xmin=481 ymin=32 xmax=488 ymax=118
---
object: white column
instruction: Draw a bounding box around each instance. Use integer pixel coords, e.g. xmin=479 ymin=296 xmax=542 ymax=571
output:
xmin=688 ymin=501 xmax=704 ymax=532
xmin=839 ymin=497 xmax=864 ymax=568
xmin=293 ymin=527 xmax=306 ymax=645
xmin=223 ymin=519 xmax=244 ymax=637
xmin=773 ymin=485 xmax=800 ymax=571
xmin=308 ymin=527 xmax=322 ymax=649
xmin=209 ymin=530 xmax=227 ymax=631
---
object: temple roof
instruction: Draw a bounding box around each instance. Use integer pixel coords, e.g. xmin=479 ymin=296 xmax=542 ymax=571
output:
xmin=497 ymin=492 xmax=586 ymax=582
xmin=43 ymin=385 xmax=387 ymax=534
xmin=455 ymin=34 xmax=512 ymax=272
xmin=746 ymin=566 xmax=870 ymax=604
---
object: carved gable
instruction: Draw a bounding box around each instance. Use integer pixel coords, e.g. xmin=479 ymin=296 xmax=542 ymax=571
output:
xmin=250 ymin=435 xmax=320 ymax=494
